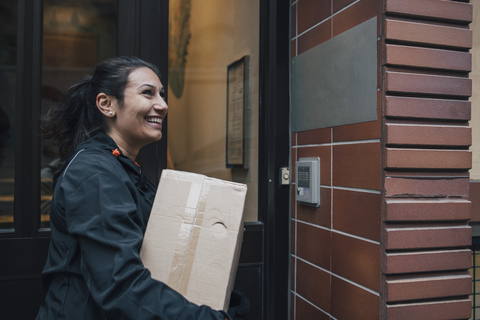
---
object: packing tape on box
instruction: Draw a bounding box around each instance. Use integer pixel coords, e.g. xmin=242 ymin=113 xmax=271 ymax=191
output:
xmin=167 ymin=179 xmax=208 ymax=295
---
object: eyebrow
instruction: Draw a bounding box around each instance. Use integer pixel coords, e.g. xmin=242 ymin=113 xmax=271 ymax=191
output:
xmin=137 ymin=84 xmax=165 ymax=91
xmin=137 ymin=84 xmax=155 ymax=90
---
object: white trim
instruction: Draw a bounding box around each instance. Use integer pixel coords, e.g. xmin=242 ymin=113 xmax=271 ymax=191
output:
xmin=293 ymin=139 xmax=380 ymax=148
xmin=296 ymin=256 xmax=380 ymax=296
xmin=295 ymin=293 xmax=337 ymax=320
xmin=63 ymin=149 xmax=85 ymax=177
xmin=294 ymin=0 xmax=362 ymax=39
xmin=295 ymin=219 xmax=381 ymax=245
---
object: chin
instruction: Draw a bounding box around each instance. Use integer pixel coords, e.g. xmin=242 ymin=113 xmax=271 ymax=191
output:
xmin=147 ymin=134 xmax=163 ymax=144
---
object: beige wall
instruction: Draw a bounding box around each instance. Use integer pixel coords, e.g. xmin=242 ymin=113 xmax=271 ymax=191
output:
xmin=167 ymin=0 xmax=259 ymax=221
xmin=471 ymin=2 xmax=480 ymax=180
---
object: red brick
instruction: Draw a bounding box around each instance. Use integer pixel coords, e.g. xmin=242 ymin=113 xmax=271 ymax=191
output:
xmin=296 ymin=259 xmax=331 ymax=312
xmin=470 ymin=181 xmax=480 ymax=222
xmin=385 ymin=225 xmax=471 ymax=250
xmin=385 ymin=149 xmax=471 ymax=170
xmin=332 ymin=232 xmax=381 ymax=292
xmin=385 ymin=274 xmax=472 ymax=302
xmin=297 ymin=0 xmax=331 ymax=34
xmin=384 ymin=249 xmax=471 ymax=274
xmin=333 ymin=142 xmax=381 ymax=190
xmin=297 ymin=222 xmax=331 ymax=270
xmin=333 ymin=0 xmax=356 ymax=14
xmin=386 ymin=44 xmax=471 ymax=72
xmin=386 ymin=72 xmax=472 ymax=97
xmin=291 ymin=147 xmax=297 ymax=183
xmin=385 ymin=96 xmax=471 ymax=120
xmin=385 ymin=176 xmax=469 ymax=199
xmin=330 ymin=276 xmax=380 ymax=320
xmin=290 ymin=291 xmax=294 ymax=320
xmin=385 ymin=0 xmax=472 ymax=23
xmin=298 ymin=20 xmax=331 ymax=55
xmin=297 ymin=127 xmax=331 ymax=145
xmin=291 ymin=293 xmax=295 ymax=320
xmin=292 ymin=2 xmax=297 ymax=38
xmin=333 ymin=0 xmax=380 ymax=37
xmin=386 ymin=299 xmax=472 ymax=320
xmin=333 ymin=189 xmax=381 ymax=242
xmin=385 ymin=199 xmax=471 ymax=221
xmin=385 ymin=19 xmax=472 ymax=49
xmin=296 ymin=295 xmax=330 ymax=320
xmin=386 ymin=124 xmax=472 ymax=147
xmin=291 ymin=220 xmax=296 ymax=254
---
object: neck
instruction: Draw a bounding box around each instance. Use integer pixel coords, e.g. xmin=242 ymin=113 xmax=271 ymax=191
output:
xmin=106 ymin=132 xmax=140 ymax=161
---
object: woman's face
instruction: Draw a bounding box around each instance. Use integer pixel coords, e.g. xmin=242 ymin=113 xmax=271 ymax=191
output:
xmin=107 ymin=67 xmax=168 ymax=152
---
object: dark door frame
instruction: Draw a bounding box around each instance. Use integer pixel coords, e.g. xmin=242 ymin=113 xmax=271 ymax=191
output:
xmin=259 ymin=0 xmax=291 ymax=319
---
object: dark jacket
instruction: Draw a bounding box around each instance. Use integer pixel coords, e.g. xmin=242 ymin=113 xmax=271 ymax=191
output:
xmin=36 ymin=133 xmax=228 ymax=320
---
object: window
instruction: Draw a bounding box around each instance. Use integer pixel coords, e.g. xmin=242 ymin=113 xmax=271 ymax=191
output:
xmin=0 ymin=0 xmax=17 ymax=231
xmin=167 ymin=0 xmax=260 ymax=221
xmin=40 ymin=0 xmax=116 ymax=229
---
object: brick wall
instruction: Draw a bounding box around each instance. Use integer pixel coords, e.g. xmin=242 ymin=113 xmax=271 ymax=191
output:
xmin=382 ymin=0 xmax=472 ymax=319
xmin=290 ymin=0 xmax=474 ymax=319
xmin=291 ymin=1 xmax=382 ymax=319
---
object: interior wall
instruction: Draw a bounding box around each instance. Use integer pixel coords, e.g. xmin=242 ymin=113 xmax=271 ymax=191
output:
xmin=290 ymin=1 xmax=382 ymax=319
xmin=167 ymin=0 xmax=259 ymax=222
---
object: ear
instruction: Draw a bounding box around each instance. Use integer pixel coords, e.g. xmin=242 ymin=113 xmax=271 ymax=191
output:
xmin=96 ymin=93 xmax=116 ymax=117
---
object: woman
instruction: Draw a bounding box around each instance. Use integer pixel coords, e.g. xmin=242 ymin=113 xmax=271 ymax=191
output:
xmin=36 ymin=57 xmax=235 ymax=319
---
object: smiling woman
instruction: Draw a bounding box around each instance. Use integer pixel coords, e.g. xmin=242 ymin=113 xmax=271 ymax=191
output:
xmin=96 ymin=67 xmax=168 ymax=160
xmin=36 ymin=56 xmax=233 ymax=320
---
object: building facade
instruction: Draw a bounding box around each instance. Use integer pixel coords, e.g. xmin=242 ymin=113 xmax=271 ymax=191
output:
xmin=291 ymin=0 xmax=475 ymax=319
xmin=0 ymin=0 xmax=478 ymax=319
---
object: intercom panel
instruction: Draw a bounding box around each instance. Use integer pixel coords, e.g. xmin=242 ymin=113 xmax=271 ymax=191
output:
xmin=295 ymin=157 xmax=320 ymax=207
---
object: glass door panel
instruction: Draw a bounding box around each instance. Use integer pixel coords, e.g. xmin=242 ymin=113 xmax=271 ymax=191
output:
xmin=40 ymin=0 xmax=116 ymax=228
xmin=0 ymin=0 xmax=17 ymax=231
xmin=167 ymin=0 xmax=260 ymax=221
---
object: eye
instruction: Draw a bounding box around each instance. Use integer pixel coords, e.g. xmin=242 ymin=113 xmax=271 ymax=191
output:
xmin=142 ymin=89 xmax=153 ymax=96
xmin=160 ymin=91 xmax=166 ymax=100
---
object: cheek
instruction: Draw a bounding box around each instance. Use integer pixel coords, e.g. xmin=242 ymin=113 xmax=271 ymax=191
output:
xmin=127 ymin=109 xmax=144 ymax=123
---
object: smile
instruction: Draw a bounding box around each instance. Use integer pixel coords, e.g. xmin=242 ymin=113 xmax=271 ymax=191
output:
xmin=145 ymin=117 xmax=162 ymax=124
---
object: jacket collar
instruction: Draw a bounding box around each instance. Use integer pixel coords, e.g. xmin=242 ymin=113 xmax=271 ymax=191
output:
xmin=55 ymin=133 xmax=147 ymax=188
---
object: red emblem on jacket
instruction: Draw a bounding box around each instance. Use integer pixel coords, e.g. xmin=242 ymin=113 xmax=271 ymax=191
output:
xmin=112 ymin=148 xmax=121 ymax=157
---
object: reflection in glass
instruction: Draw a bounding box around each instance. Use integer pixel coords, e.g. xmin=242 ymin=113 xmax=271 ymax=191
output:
xmin=40 ymin=0 xmax=116 ymax=229
xmin=0 ymin=1 xmax=17 ymax=230
xmin=167 ymin=0 xmax=260 ymax=222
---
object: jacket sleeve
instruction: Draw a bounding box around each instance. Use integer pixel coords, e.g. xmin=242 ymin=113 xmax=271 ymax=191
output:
xmin=57 ymin=152 xmax=229 ymax=320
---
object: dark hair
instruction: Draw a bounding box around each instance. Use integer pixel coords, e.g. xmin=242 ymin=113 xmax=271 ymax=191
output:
xmin=42 ymin=56 xmax=160 ymax=158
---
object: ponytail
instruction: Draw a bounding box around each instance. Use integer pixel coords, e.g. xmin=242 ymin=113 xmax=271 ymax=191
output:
xmin=42 ymin=75 xmax=103 ymax=158
xmin=42 ymin=56 xmax=160 ymax=158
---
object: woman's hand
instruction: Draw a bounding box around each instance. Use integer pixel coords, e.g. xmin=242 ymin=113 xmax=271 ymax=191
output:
xmin=227 ymin=289 xmax=250 ymax=320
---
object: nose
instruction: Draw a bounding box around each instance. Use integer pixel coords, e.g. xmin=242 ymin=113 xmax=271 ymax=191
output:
xmin=154 ymin=94 xmax=168 ymax=114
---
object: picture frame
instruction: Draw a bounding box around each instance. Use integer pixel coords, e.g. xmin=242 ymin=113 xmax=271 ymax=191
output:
xmin=226 ymin=55 xmax=250 ymax=169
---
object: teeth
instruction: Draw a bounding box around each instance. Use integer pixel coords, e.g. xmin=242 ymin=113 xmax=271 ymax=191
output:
xmin=145 ymin=117 xmax=162 ymax=124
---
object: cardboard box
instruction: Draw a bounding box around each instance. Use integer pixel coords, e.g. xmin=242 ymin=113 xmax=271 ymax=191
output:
xmin=140 ymin=169 xmax=247 ymax=311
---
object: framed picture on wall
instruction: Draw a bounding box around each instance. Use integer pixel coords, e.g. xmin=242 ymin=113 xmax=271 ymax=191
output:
xmin=226 ymin=55 xmax=250 ymax=169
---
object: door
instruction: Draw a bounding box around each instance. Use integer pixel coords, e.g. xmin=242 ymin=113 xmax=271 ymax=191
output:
xmin=165 ymin=1 xmax=290 ymax=319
